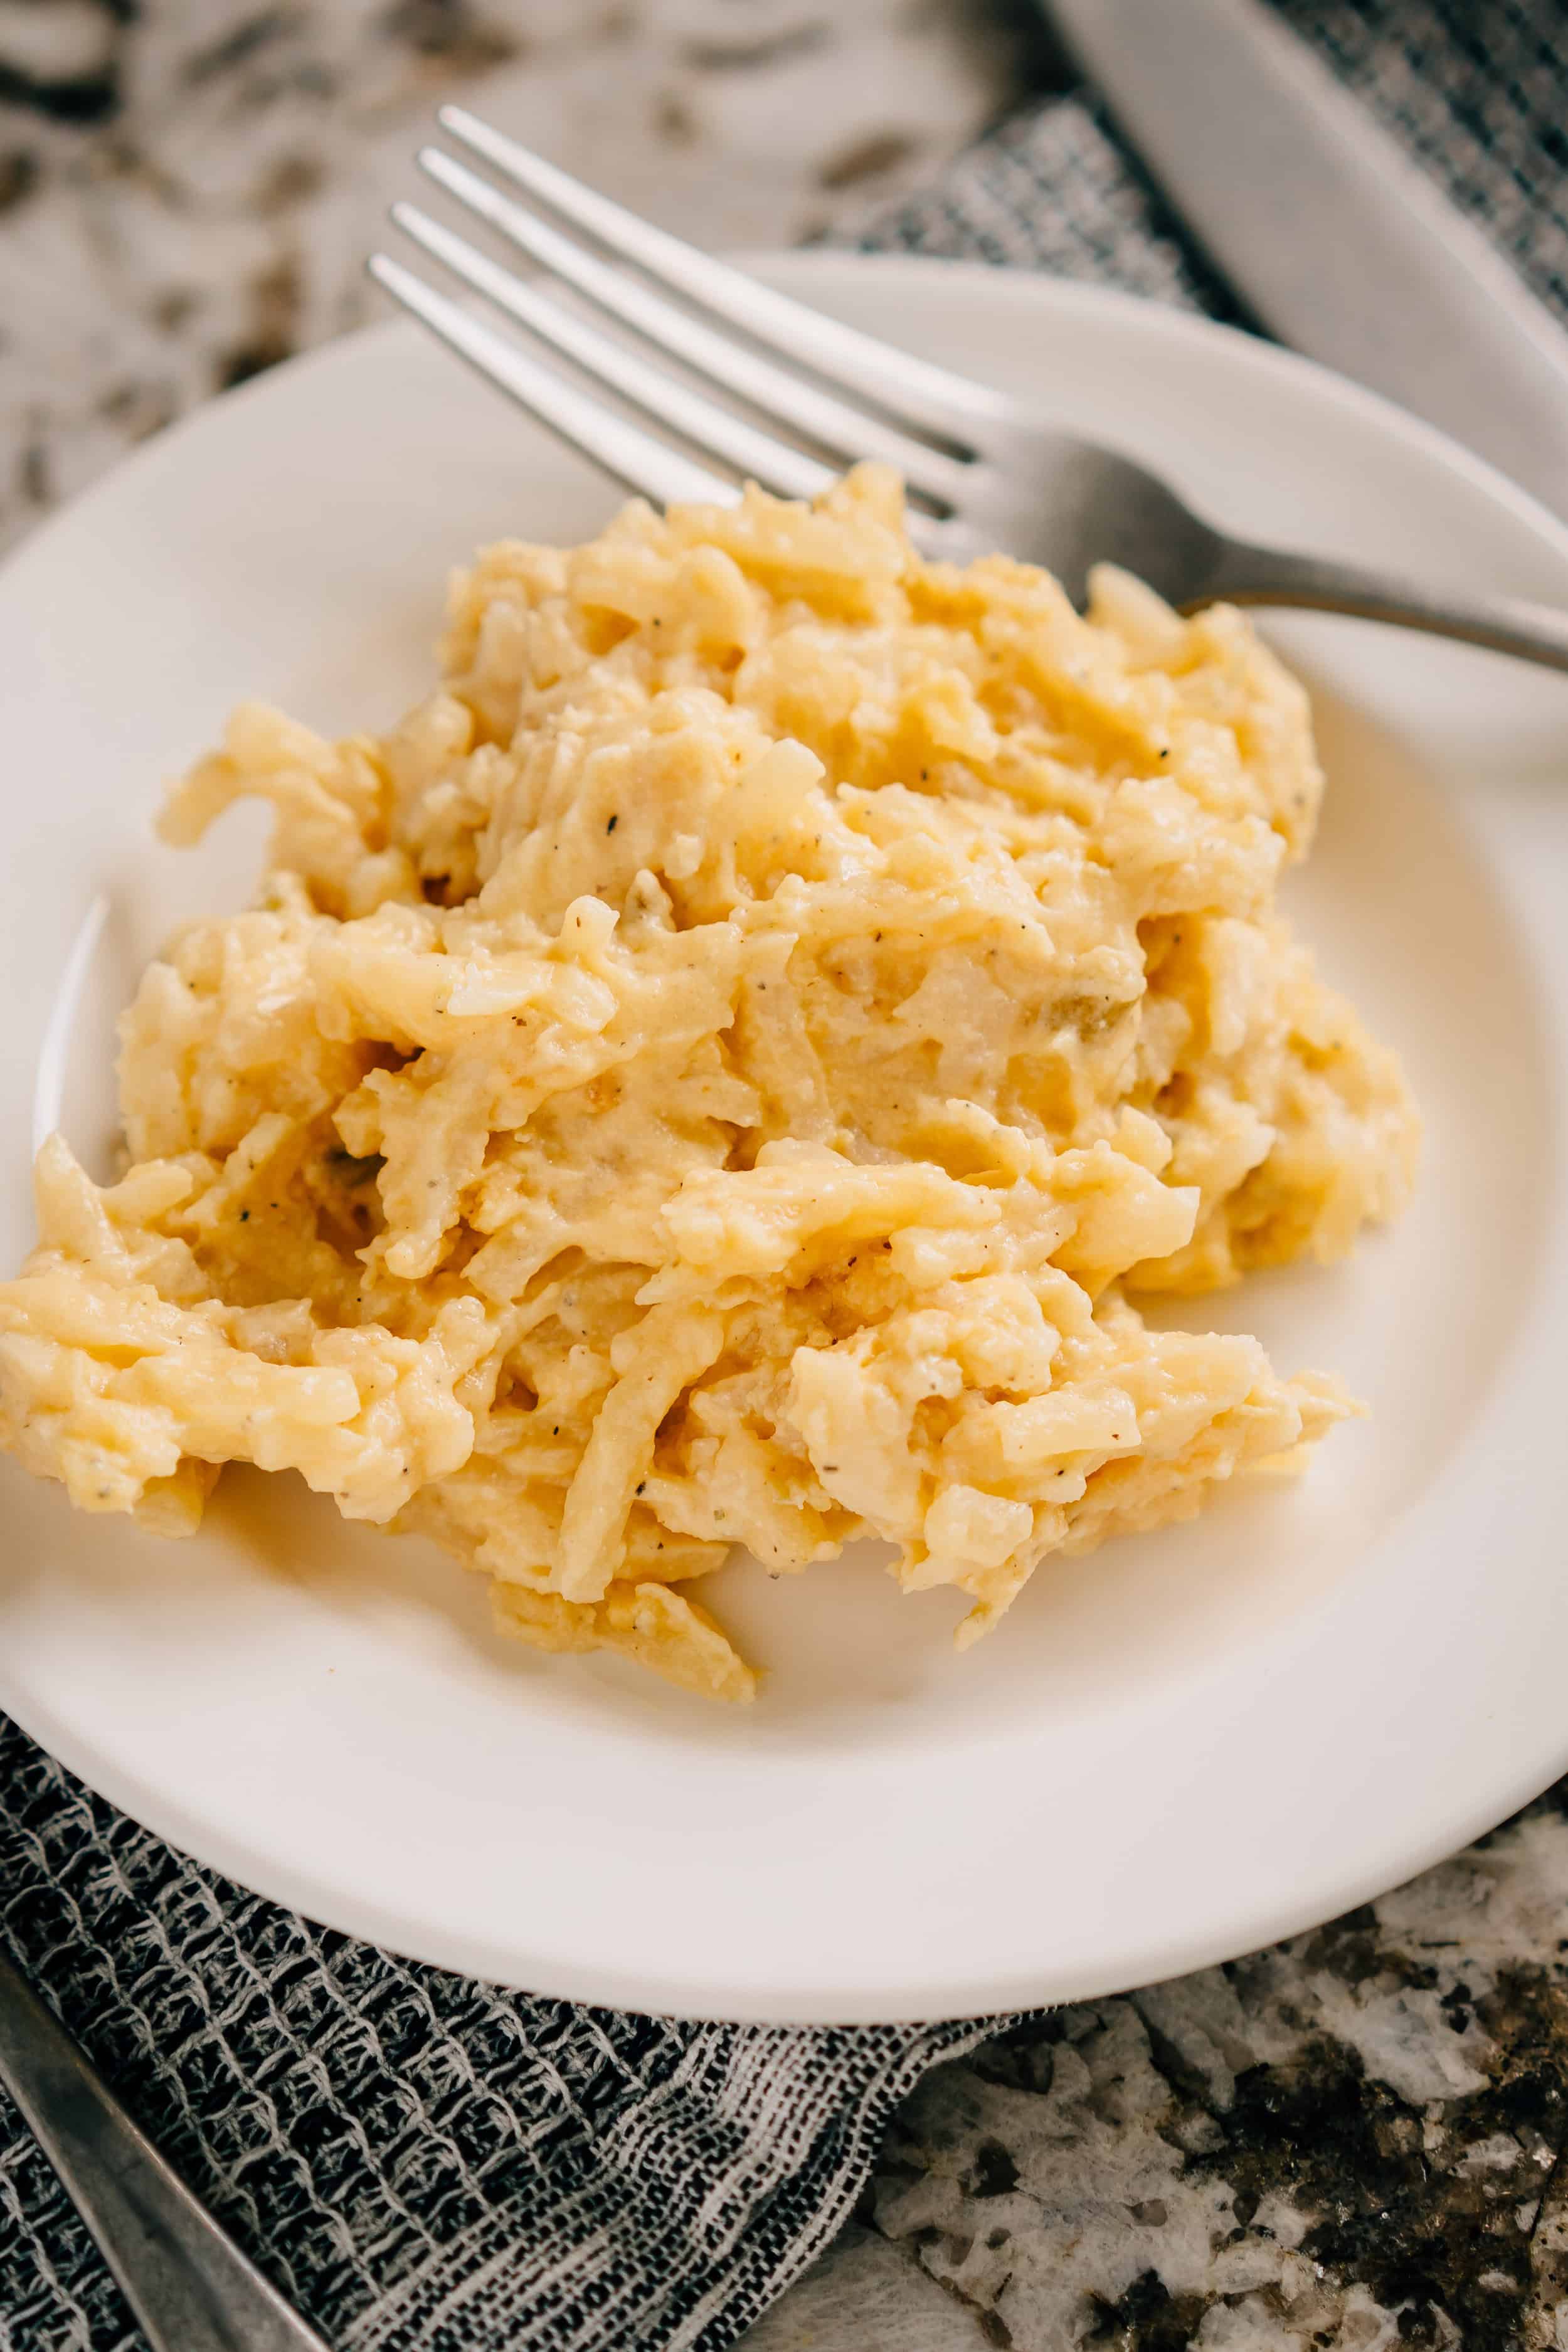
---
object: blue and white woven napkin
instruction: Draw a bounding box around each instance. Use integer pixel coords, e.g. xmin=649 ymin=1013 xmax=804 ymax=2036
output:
xmin=3 ymin=3 xmax=1565 ymax=2346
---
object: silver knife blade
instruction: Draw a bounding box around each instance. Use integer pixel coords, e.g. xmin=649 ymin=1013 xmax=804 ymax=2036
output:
xmin=1047 ymin=0 xmax=1568 ymax=522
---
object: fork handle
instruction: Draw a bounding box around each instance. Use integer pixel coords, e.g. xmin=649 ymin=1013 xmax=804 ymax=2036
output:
xmin=1201 ymin=538 xmax=1568 ymax=674
xmin=0 ymin=1951 xmax=330 ymax=2352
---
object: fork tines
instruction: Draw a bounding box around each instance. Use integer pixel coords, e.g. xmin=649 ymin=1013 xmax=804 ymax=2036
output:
xmin=369 ymin=105 xmax=998 ymax=524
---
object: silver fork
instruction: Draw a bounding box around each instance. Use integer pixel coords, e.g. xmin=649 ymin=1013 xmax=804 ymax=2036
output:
xmin=0 ymin=1948 xmax=329 ymax=2352
xmin=369 ymin=105 xmax=1568 ymax=675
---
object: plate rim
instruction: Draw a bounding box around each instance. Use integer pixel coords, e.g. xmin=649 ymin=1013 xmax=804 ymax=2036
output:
xmin=10 ymin=254 xmax=1568 ymax=596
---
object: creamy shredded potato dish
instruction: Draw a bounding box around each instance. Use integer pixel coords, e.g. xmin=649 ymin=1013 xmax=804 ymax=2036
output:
xmin=0 ymin=469 xmax=1417 ymax=1700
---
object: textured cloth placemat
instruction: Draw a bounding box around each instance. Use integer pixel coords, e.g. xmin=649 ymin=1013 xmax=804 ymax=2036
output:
xmin=3 ymin=4 xmax=1565 ymax=2347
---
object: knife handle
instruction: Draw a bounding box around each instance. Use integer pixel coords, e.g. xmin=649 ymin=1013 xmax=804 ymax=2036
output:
xmin=1049 ymin=0 xmax=1568 ymax=522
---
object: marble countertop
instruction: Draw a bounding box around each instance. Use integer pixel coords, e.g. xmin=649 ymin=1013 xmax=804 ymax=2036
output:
xmin=0 ymin=0 xmax=1044 ymax=554
xmin=750 ymin=1793 xmax=1568 ymax=2350
xmin=5 ymin=5 xmax=1568 ymax=2348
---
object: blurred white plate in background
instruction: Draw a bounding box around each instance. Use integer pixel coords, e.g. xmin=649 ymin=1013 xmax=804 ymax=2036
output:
xmin=1 ymin=256 xmax=1566 ymax=2021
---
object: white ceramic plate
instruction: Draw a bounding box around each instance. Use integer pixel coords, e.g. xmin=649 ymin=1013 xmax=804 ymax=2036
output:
xmin=4 ymin=257 xmax=1568 ymax=2023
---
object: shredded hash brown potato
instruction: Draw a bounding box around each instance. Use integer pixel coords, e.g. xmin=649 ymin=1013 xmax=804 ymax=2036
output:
xmin=0 ymin=469 xmax=1417 ymax=1700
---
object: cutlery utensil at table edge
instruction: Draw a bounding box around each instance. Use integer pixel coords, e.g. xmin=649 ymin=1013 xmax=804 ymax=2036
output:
xmin=0 ymin=1949 xmax=330 ymax=2352
xmin=366 ymin=106 xmax=1568 ymax=673
xmin=1046 ymin=0 xmax=1568 ymax=524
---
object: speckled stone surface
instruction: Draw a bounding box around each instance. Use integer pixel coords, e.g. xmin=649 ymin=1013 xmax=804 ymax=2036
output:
xmin=5 ymin=6 xmax=1568 ymax=2348
xmin=0 ymin=0 xmax=1046 ymax=552
xmin=751 ymin=1794 xmax=1568 ymax=2349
